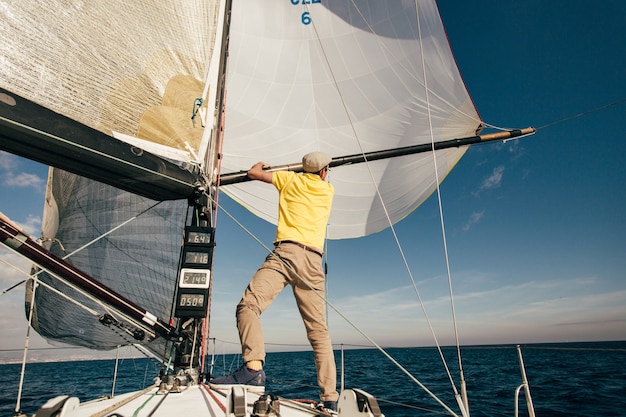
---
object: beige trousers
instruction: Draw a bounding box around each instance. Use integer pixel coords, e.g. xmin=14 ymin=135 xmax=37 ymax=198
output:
xmin=236 ymin=242 xmax=338 ymax=402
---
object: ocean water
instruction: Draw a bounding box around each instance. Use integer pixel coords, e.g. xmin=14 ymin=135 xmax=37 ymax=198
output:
xmin=1 ymin=341 xmax=624 ymax=416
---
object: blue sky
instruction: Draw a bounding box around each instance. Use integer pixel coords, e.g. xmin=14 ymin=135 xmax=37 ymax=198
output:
xmin=1 ymin=0 xmax=625 ymax=362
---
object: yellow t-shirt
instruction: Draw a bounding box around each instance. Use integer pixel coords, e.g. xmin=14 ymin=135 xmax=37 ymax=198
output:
xmin=272 ymin=171 xmax=334 ymax=250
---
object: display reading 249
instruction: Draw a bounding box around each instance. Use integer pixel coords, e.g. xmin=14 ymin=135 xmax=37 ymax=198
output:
xmin=290 ymin=0 xmax=320 ymax=25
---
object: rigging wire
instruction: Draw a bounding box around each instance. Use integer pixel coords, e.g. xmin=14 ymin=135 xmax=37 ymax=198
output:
xmin=309 ymin=0 xmax=433 ymax=363
xmin=534 ymin=97 xmax=626 ymax=130
xmin=0 ymin=272 xmax=25 ymax=295
xmin=413 ymin=3 xmax=468 ymax=415
xmin=2 ymin=201 xmax=179 ymax=412
xmin=11 ymin=262 xmax=101 ymax=316
xmin=1 ymin=239 xmax=161 ymax=345
xmin=235 ymin=2 xmax=469 ymax=415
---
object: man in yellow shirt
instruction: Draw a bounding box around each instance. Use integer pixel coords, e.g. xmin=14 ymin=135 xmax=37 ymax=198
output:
xmin=211 ymin=151 xmax=339 ymax=412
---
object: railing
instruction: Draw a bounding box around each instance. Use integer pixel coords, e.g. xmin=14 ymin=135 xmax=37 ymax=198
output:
xmin=514 ymin=345 xmax=536 ymax=417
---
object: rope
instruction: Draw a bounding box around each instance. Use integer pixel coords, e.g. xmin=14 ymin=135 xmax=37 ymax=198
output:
xmin=414 ymin=4 xmax=467 ymax=416
xmin=313 ymin=0 xmax=467 ymax=414
xmin=3 ymin=201 xmax=175 ymax=412
xmin=191 ymin=97 xmax=204 ymax=127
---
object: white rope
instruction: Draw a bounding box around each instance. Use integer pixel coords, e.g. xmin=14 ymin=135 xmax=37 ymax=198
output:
xmin=13 ymin=260 xmax=37 ymax=414
xmin=2 ymin=202 xmax=172 ymax=412
xmin=3 ymin=248 xmax=99 ymax=414
xmin=321 ymin=0 xmax=465 ymax=407
xmin=413 ymin=2 xmax=468 ymax=415
xmin=0 ymin=200 xmax=169 ymax=339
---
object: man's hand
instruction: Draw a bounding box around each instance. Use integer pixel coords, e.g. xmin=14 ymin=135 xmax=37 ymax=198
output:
xmin=247 ymin=162 xmax=273 ymax=183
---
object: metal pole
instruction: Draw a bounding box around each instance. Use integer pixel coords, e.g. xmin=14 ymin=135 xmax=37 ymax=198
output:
xmin=112 ymin=345 xmax=120 ymax=398
xmin=516 ymin=345 xmax=536 ymax=417
xmin=218 ymin=128 xmax=535 ymax=186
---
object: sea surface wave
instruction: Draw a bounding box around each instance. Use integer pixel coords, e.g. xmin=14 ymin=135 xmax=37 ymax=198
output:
xmin=1 ymin=341 xmax=624 ymax=416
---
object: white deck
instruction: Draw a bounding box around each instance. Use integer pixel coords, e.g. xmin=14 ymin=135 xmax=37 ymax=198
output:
xmin=37 ymin=383 xmax=384 ymax=417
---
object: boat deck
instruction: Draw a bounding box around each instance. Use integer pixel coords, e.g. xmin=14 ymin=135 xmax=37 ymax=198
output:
xmin=34 ymin=383 xmax=383 ymax=417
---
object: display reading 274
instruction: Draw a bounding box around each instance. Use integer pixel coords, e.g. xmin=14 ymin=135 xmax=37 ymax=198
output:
xmin=290 ymin=0 xmax=321 ymax=25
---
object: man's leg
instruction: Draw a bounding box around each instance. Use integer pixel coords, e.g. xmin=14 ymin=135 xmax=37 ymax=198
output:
xmin=211 ymin=252 xmax=289 ymax=390
xmin=291 ymin=250 xmax=339 ymax=403
xmin=237 ymin=252 xmax=289 ymax=364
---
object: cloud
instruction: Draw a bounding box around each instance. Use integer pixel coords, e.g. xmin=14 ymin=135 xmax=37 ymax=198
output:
xmin=3 ymin=171 xmax=45 ymax=191
xmin=0 ymin=151 xmax=46 ymax=191
xmin=473 ymin=165 xmax=504 ymax=197
xmin=0 ymin=151 xmax=17 ymax=170
xmin=15 ymin=215 xmax=42 ymax=236
xmin=319 ymin=274 xmax=626 ymax=347
xmin=462 ymin=211 xmax=484 ymax=232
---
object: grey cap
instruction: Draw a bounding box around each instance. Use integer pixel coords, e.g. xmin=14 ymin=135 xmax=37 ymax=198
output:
xmin=302 ymin=151 xmax=332 ymax=173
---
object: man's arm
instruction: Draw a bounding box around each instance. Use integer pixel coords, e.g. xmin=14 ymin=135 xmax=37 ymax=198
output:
xmin=247 ymin=162 xmax=273 ymax=184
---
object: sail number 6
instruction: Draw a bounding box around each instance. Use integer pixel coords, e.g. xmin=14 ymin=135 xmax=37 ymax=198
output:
xmin=290 ymin=0 xmax=321 ymax=25
xmin=301 ymin=11 xmax=311 ymax=25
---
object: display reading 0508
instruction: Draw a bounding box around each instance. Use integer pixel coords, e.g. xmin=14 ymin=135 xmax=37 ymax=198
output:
xmin=179 ymin=293 xmax=205 ymax=308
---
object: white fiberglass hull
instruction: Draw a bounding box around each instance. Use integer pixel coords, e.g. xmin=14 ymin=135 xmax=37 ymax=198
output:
xmin=35 ymin=384 xmax=383 ymax=417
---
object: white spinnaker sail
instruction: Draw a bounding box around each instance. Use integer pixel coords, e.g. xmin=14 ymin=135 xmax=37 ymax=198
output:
xmin=0 ymin=1 xmax=221 ymax=351
xmin=221 ymin=0 xmax=481 ymax=239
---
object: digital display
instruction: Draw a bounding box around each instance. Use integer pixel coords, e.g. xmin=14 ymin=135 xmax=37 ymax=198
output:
xmin=178 ymin=269 xmax=211 ymax=289
xmin=175 ymin=288 xmax=209 ymax=317
xmin=184 ymin=251 xmax=210 ymax=265
xmin=178 ymin=293 xmax=205 ymax=308
xmin=182 ymin=271 xmax=208 ymax=285
xmin=186 ymin=231 xmax=212 ymax=244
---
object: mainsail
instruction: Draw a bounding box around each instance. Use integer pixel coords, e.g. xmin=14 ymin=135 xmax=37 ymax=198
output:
xmin=1 ymin=0 xmax=481 ymax=352
xmin=0 ymin=0 xmax=222 ymax=352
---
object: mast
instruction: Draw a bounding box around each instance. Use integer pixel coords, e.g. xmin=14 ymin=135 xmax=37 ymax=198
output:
xmin=171 ymin=0 xmax=234 ymax=379
xmin=218 ymin=128 xmax=536 ymax=185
